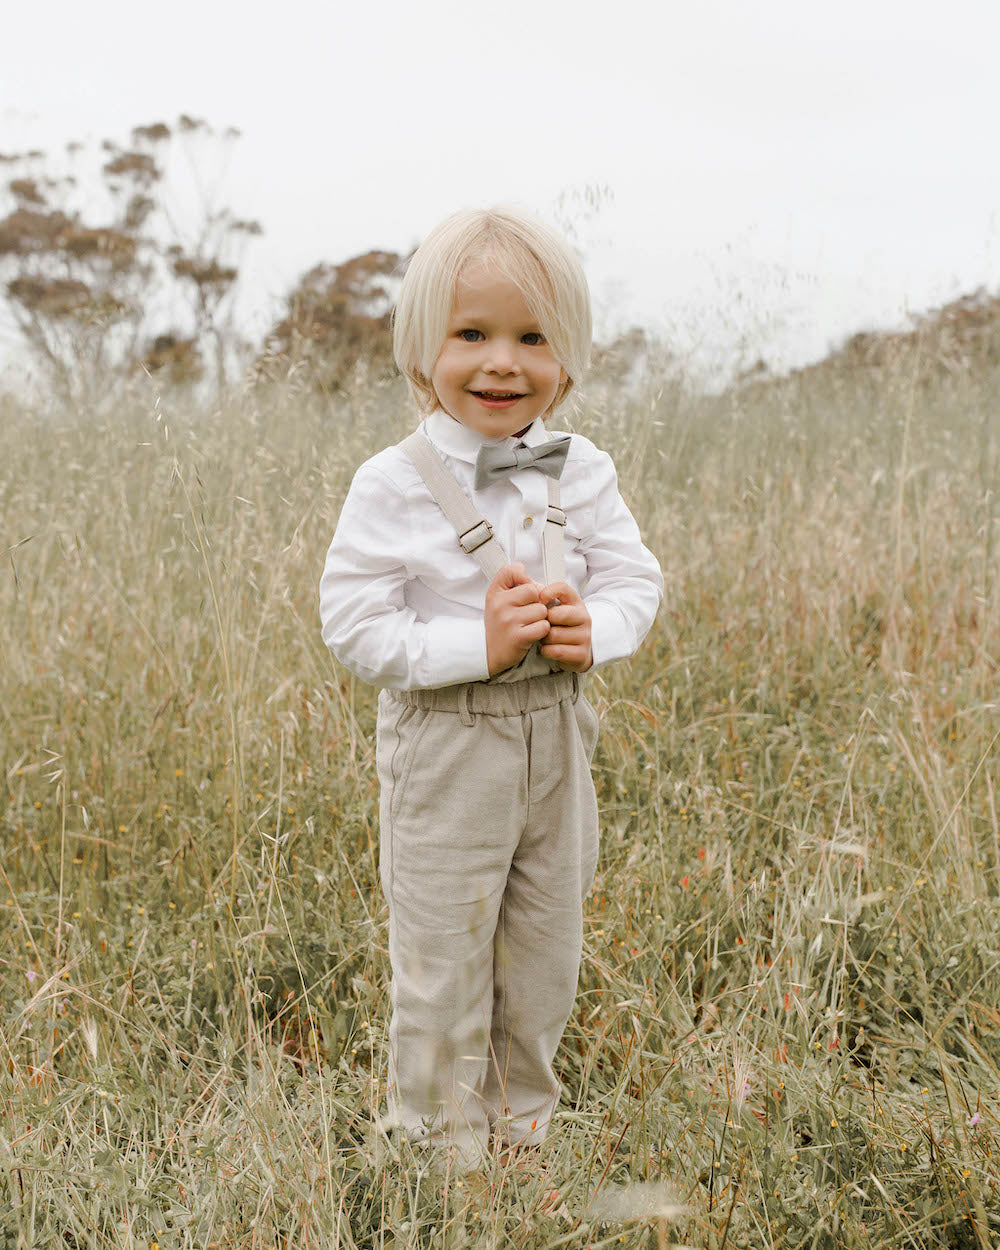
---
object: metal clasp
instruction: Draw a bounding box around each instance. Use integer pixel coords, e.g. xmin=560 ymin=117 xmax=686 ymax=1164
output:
xmin=458 ymin=519 xmax=494 ymax=553
xmin=545 ymin=505 xmax=567 ymax=527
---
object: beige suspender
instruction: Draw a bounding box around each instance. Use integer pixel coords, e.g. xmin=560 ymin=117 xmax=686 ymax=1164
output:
xmin=399 ymin=430 xmax=567 ymax=586
xmin=400 ymin=431 xmax=507 ymax=580
xmin=541 ymin=483 xmax=568 ymax=587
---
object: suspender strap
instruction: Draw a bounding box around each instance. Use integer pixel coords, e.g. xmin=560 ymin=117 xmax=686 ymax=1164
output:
xmin=542 ymin=478 xmax=566 ymax=586
xmin=400 ymin=429 xmax=567 ymax=587
xmin=400 ymin=431 xmax=509 ymax=581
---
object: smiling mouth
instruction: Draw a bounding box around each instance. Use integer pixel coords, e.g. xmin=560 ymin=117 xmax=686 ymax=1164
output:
xmin=473 ymin=390 xmax=524 ymax=399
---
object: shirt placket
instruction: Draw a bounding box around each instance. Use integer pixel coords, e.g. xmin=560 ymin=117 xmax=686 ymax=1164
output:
xmin=509 ymin=467 xmax=548 ymax=577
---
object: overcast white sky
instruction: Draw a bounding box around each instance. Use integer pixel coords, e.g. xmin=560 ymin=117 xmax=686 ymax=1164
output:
xmin=3 ymin=0 xmax=999 ymax=384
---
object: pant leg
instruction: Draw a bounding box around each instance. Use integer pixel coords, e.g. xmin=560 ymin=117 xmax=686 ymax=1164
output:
xmin=375 ymin=690 xmax=529 ymax=1164
xmin=483 ymin=690 xmax=601 ymax=1147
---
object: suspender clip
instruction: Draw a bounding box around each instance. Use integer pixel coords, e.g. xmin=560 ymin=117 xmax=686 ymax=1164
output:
xmin=546 ymin=505 xmax=567 ymax=527
xmin=458 ymin=519 xmax=494 ymax=554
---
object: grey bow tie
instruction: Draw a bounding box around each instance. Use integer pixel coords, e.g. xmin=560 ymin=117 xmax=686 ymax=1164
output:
xmin=474 ymin=435 xmax=571 ymax=491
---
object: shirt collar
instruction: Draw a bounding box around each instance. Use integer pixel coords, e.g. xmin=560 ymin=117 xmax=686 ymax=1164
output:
xmin=422 ymin=408 xmax=549 ymax=464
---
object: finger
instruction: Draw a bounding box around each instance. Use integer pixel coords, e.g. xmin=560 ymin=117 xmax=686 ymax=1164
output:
xmin=514 ymin=602 xmax=550 ymax=624
xmin=519 ymin=618 xmax=551 ymax=642
xmin=502 ymin=581 xmax=543 ymax=607
xmin=544 ymin=624 xmax=589 ymax=647
xmin=538 ymin=580 xmax=581 ymax=606
xmin=490 ymin=562 xmax=530 ymax=591
xmin=546 ymin=603 xmax=588 ymax=626
xmin=539 ymin=642 xmax=588 ymax=666
xmin=506 ymin=562 xmax=537 ymax=586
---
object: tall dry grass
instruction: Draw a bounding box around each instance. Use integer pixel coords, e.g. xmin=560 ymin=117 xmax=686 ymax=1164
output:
xmin=1 ymin=341 xmax=999 ymax=1248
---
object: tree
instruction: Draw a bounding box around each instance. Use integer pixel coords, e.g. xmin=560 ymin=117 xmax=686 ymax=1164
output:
xmin=0 ymin=116 xmax=261 ymax=403
xmin=256 ymin=248 xmax=408 ymax=395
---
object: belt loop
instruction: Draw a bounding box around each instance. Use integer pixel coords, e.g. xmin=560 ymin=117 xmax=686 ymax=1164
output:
xmin=459 ymin=684 xmax=476 ymax=727
xmin=516 ymin=680 xmax=530 ymax=715
xmin=571 ymin=672 xmax=580 ymax=704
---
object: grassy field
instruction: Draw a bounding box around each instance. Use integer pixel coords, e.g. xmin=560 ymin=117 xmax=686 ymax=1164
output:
xmin=2 ymin=339 xmax=999 ymax=1249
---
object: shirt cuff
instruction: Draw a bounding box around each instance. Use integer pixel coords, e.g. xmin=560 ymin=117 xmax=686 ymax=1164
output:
xmin=587 ymin=599 xmax=635 ymax=670
xmin=417 ymin=616 xmax=490 ymax=688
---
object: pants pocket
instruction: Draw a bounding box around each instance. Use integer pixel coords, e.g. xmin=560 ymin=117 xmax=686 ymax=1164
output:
xmin=574 ymin=693 xmax=600 ymax=764
xmin=376 ymin=695 xmax=426 ymax=896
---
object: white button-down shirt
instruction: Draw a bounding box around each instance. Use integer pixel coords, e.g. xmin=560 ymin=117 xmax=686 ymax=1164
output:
xmin=319 ymin=409 xmax=664 ymax=690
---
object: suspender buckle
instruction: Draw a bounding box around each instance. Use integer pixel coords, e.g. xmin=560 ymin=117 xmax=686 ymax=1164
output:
xmin=545 ymin=505 xmax=567 ymax=527
xmin=458 ymin=519 xmax=494 ymax=554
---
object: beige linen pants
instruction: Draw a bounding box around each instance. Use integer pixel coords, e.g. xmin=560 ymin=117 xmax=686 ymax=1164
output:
xmin=375 ymin=668 xmax=600 ymax=1165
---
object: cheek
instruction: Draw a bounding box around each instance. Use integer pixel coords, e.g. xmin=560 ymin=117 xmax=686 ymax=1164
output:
xmin=537 ymin=352 xmax=567 ymax=386
xmin=431 ymin=347 xmax=461 ymax=386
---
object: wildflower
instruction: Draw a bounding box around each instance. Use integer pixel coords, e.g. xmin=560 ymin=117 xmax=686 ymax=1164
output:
xmin=969 ymin=1113 xmax=981 ymax=1127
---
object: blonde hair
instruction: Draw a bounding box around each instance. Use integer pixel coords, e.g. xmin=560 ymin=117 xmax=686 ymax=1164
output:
xmin=391 ymin=204 xmax=592 ymax=419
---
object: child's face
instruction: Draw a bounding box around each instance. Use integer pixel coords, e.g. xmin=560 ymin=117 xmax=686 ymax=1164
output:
xmin=430 ymin=260 xmax=568 ymax=440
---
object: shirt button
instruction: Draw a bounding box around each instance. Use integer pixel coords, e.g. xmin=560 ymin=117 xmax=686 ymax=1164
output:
xmin=522 ymin=515 xmax=534 ymax=529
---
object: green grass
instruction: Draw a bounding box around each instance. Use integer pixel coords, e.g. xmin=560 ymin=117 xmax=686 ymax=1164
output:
xmin=1 ymin=344 xmax=999 ymax=1249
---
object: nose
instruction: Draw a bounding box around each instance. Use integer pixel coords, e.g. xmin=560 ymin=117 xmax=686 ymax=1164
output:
xmin=483 ymin=338 xmax=521 ymax=375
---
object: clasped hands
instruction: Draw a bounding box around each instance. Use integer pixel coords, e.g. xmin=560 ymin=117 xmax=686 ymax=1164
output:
xmin=485 ymin=562 xmax=593 ymax=677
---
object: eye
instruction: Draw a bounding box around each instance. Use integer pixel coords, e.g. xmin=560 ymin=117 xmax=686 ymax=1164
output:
xmin=458 ymin=329 xmax=483 ymax=342
xmin=522 ymin=331 xmax=545 ymax=346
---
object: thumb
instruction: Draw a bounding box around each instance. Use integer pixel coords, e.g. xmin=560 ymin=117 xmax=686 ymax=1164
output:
xmin=492 ymin=562 xmax=532 ymax=590
xmin=539 ymin=580 xmax=580 ymax=605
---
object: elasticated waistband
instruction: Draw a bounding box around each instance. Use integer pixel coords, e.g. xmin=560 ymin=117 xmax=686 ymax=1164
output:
xmin=387 ymin=669 xmax=580 ymax=720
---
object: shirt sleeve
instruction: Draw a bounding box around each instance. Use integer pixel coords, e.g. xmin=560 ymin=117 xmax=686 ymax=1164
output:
xmin=319 ymin=463 xmax=490 ymax=690
xmin=578 ymin=448 xmax=664 ymax=670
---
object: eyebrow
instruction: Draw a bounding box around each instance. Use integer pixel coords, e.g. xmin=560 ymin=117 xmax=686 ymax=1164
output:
xmin=449 ymin=310 xmax=541 ymax=329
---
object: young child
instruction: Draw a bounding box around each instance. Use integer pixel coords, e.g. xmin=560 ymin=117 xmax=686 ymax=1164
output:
xmin=319 ymin=205 xmax=663 ymax=1168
